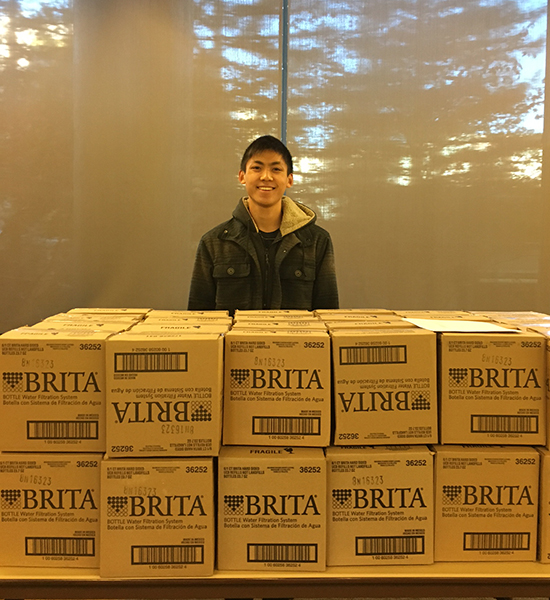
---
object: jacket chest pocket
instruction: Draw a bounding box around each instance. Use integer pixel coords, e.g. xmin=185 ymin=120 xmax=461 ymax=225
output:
xmin=212 ymin=262 xmax=253 ymax=310
xmin=280 ymin=262 xmax=315 ymax=282
xmin=279 ymin=261 xmax=315 ymax=310
xmin=213 ymin=263 xmax=250 ymax=279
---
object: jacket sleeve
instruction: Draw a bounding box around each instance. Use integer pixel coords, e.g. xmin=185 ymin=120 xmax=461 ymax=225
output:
xmin=187 ymin=238 xmax=217 ymax=310
xmin=312 ymin=232 xmax=339 ymax=309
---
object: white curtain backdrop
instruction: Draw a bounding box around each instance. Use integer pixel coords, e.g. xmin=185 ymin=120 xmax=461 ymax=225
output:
xmin=1 ymin=0 xmax=548 ymax=332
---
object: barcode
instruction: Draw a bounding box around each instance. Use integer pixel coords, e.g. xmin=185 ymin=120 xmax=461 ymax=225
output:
xmin=247 ymin=543 xmax=318 ymax=563
xmin=252 ymin=416 xmax=321 ymax=435
xmin=114 ymin=352 xmax=187 ymax=372
xmin=356 ymin=535 xmax=425 ymax=556
xmin=27 ymin=420 xmax=98 ymax=440
xmin=463 ymin=532 xmax=530 ymax=551
xmin=471 ymin=415 xmax=538 ymax=433
xmin=340 ymin=345 xmax=407 ymax=365
xmin=26 ymin=537 xmax=95 ymax=556
xmin=131 ymin=544 xmax=204 ymax=565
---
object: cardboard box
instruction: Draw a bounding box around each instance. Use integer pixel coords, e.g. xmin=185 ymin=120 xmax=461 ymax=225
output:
xmin=526 ymin=325 xmax=550 ymax=337
xmin=473 ymin=311 xmax=549 ymax=322
xmin=326 ymin=445 xmax=434 ymax=566
xmin=539 ymin=448 xmax=550 ymax=562
xmin=320 ymin=314 xmax=403 ymax=322
xmin=315 ymin=309 xmax=396 ymax=316
xmin=439 ymin=330 xmax=546 ymax=445
xmin=0 ymin=453 xmax=100 ymax=568
xmin=545 ymin=334 xmax=550 ymax=451
xmin=325 ymin=320 xmax=416 ymax=331
xmin=39 ymin=312 xmax=143 ymax=323
xmin=140 ymin=315 xmax=233 ymax=325
xmin=67 ymin=308 xmax=151 ymax=316
xmin=231 ymin=320 xmax=327 ymax=330
xmin=127 ymin=323 xmax=230 ymax=334
xmin=331 ymin=328 xmax=438 ymax=445
xmin=234 ymin=310 xmax=316 ymax=318
xmin=223 ymin=329 xmax=331 ymax=446
xmin=100 ymin=457 xmax=214 ymax=577
xmin=394 ymin=310 xmax=477 ymax=319
xmin=497 ymin=316 xmax=550 ymax=327
xmin=526 ymin=329 xmax=550 ymax=450
xmin=105 ymin=331 xmax=223 ymax=457
xmin=0 ymin=328 xmax=110 ymax=452
xmin=29 ymin=321 xmax=130 ymax=333
xmin=433 ymin=445 xmax=539 ymax=562
xmin=547 ymin=335 xmax=550 ymax=451
xmin=217 ymin=446 xmax=326 ymax=571
xmin=145 ymin=310 xmax=230 ymax=319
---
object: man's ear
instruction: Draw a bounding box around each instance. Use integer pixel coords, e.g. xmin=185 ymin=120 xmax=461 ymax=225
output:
xmin=238 ymin=170 xmax=246 ymax=184
xmin=286 ymin=173 xmax=294 ymax=188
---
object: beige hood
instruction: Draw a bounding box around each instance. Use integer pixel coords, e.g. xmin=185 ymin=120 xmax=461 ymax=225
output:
xmin=243 ymin=196 xmax=315 ymax=237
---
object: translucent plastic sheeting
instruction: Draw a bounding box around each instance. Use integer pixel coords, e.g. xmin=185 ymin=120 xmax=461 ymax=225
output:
xmin=286 ymin=0 xmax=549 ymax=312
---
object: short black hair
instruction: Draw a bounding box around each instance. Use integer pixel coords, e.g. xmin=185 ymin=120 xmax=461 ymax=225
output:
xmin=240 ymin=135 xmax=293 ymax=174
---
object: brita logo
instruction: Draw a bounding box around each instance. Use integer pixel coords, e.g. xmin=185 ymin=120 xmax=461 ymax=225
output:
xmin=1 ymin=488 xmax=97 ymax=510
xmin=448 ymin=368 xmax=540 ymax=389
xmin=332 ymin=487 xmax=426 ymax=509
xmin=338 ymin=390 xmax=430 ymax=413
xmin=442 ymin=484 xmax=534 ymax=506
xmin=106 ymin=494 xmax=206 ymax=517
xmin=223 ymin=494 xmax=320 ymax=516
xmin=2 ymin=371 xmax=101 ymax=393
xmin=230 ymin=368 xmax=324 ymax=390
xmin=111 ymin=400 xmax=212 ymax=423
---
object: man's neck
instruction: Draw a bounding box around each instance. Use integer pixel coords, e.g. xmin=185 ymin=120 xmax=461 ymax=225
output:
xmin=247 ymin=199 xmax=283 ymax=232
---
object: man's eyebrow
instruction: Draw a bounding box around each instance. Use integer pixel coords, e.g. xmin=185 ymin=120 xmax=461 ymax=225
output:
xmin=250 ymin=159 xmax=284 ymax=166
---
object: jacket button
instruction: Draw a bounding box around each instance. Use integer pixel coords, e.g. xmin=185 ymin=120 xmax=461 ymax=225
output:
xmin=227 ymin=267 xmax=235 ymax=275
xmin=295 ymin=269 xmax=302 ymax=278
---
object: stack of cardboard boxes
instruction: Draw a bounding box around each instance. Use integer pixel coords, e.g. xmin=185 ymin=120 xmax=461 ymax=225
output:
xmin=100 ymin=309 xmax=232 ymax=577
xmin=0 ymin=307 xmax=549 ymax=575
xmin=0 ymin=308 xmax=147 ymax=571
xmin=219 ymin=310 xmax=329 ymax=571
xmin=325 ymin=311 xmax=437 ymax=565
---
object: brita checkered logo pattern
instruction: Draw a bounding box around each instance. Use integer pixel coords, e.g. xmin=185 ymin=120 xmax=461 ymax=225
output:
xmin=1 ymin=489 xmax=21 ymax=510
xmin=106 ymin=496 xmax=128 ymax=517
xmin=3 ymin=372 xmax=23 ymax=392
xmin=224 ymin=495 xmax=245 ymax=515
xmin=230 ymin=369 xmax=250 ymax=388
xmin=191 ymin=401 xmax=212 ymax=422
xmin=442 ymin=485 xmax=462 ymax=505
xmin=332 ymin=488 xmax=352 ymax=509
xmin=449 ymin=368 xmax=468 ymax=387
xmin=411 ymin=391 xmax=430 ymax=410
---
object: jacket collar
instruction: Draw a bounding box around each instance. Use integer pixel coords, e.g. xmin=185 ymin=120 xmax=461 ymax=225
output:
xmin=237 ymin=196 xmax=315 ymax=237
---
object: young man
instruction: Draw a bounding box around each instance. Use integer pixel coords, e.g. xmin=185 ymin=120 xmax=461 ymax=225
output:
xmin=188 ymin=135 xmax=339 ymax=313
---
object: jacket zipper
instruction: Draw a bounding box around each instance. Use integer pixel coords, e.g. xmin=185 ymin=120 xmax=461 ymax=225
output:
xmin=263 ymin=247 xmax=270 ymax=309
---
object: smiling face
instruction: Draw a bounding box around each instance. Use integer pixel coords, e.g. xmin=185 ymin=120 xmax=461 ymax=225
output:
xmin=238 ymin=150 xmax=293 ymax=210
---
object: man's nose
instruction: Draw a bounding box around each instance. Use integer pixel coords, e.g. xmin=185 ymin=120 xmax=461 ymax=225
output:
xmin=260 ymin=169 xmax=273 ymax=180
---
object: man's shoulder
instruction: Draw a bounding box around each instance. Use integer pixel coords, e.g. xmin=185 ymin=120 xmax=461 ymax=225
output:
xmin=199 ymin=199 xmax=249 ymax=241
xmin=199 ymin=215 xmax=245 ymax=244
xmin=299 ymin=219 xmax=333 ymax=242
xmin=200 ymin=218 xmax=231 ymax=238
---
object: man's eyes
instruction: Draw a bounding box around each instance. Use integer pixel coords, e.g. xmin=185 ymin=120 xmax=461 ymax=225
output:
xmin=250 ymin=166 xmax=283 ymax=173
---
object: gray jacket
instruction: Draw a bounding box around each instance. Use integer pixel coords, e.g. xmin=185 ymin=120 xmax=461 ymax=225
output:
xmin=188 ymin=197 xmax=339 ymax=313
